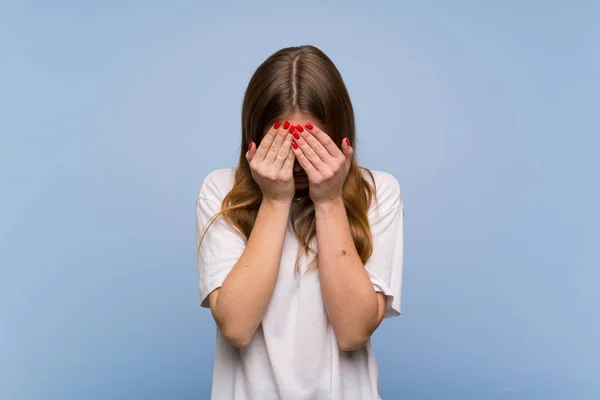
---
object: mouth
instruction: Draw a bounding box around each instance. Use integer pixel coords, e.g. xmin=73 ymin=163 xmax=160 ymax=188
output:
xmin=293 ymin=173 xmax=308 ymax=181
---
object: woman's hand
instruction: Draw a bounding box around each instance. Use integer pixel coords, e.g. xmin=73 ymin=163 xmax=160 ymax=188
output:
xmin=290 ymin=123 xmax=353 ymax=203
xmin=246 ymin=122 xmax=296 ymax=203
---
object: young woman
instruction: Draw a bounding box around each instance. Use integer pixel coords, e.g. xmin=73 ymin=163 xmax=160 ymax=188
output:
xmin=196 ymin=45 xmax=404 ymax=400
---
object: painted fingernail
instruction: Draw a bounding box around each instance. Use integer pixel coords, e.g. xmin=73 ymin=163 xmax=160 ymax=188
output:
xmin=273 ymin=121 xmax=281 ymax=129
xmin=249 ymin=142 xmax=255 ymax=150
xmin=283 ymin=120 xmax=290 ymax=129
xmin=291 ymin=141 xmax=298 ymax=149
xmin=296 ymin=124 xmax=304 ymax=132
xmin=345 ymin=138 xmax=350 ymax=146
xmin=292 ymin=131 xmax=300 ymax=140
xmin=305 ymin=122 xmax=313 ymax=130
xmin=289 ymin=125 xmax=296 ymax=134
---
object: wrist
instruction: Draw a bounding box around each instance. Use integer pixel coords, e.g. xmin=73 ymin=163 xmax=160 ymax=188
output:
xmin=262 ymin=197 xmax=292 ymax=208
xmin=313 ymin=196 xmax=345 ymax=215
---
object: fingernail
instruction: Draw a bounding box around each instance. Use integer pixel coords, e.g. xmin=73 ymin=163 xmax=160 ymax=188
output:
xmin=305 ymin=122 xmax=313 ymax=130
xmin=291 ymin=141 xmax=298 ymax=149
xmin=345 ymin=138 xmax=350 ymax=146
xmin=296 ymin=124 xmax=304 ymax=132
xmin=273 ymin=121 xmax=281 ymax=129
xmin=289 ymin=125 xmax=296 ymax=134
xmin=249 ymin=142 xmax=255 ymax=150
xmin=292 ymin=131 xmax=300 ymax=140
xmin=283 ymin=120 xmax=290 ymax=129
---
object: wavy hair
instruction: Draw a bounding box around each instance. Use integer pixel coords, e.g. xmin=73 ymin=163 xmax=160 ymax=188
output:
xmin=198 ymin=45 xmax=378 ymax=272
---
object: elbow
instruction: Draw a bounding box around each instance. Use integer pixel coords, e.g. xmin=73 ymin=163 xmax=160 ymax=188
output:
xmin=337 ymin=334 xmax=370 ymax=352
xmin=336 ymin=293 xmax=385 ymax=352
xmin=337 ymin=320 xmax=380 ymax=351
xmin=220 ymin=325 xmax=254 ymax=349
xmin=225 ymin=335 xmax=251 ymax=349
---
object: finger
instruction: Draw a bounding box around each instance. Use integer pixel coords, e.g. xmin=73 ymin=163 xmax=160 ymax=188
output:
xmin=254 ymin=121 xmax=281 ymax=162
xmin=265 ymin=122 xmax=288 ymax=164
xmin=291 ymin=125 xmax=327 ymax=172
xmin=245 ymin=141 xmax=257 ymax=163
xmin=303 ymin=123 xmax=342 ymax=158
xmin=295 ymin=124 xmax=333 ymax=164
xmin=273 ymin=132 xmax=294 ymax=170
xmin=282 ymin=143 xmax=296 ymax=173
xmin=291 ymin=141 xmax=318 ymax=178
xmin=342 ymin=137 xmax=354 ymax=167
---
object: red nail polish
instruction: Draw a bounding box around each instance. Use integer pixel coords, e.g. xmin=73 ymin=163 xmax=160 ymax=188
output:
xmin=293 ymin=131 xmax=300 ymax=140
xmin=291 ymin=141 xmax=298 ymax=149
xmin=296 ymin=124 xmax=304 ymax=132
xmin=274 ymin=121 xmax=281 ymax=129
xmin=283 ymin=120 xmax=290 ymax=129
xmin=289 ymin=125 xmax=296 ymax=134
xmin=249 ymin=142 xmax=255 ymax=150
xmin=345 ymin=138 xmax=350 ymax=146
xmin=305 ymin=122 xmax=313 ymax=130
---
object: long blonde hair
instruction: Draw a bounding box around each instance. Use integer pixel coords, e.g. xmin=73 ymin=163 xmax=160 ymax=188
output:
xmin=198 ymin=45 xmax=378 ymax=272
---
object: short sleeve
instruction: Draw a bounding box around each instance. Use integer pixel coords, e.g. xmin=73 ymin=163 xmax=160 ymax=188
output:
xmin=364 ymin=182 xmax=404 ymax=319
xmin=196 ymin=195 xmax=246 ymax=308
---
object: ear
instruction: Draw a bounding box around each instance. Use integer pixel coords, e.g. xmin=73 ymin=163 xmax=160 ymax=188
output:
xmin=245 ymin=141 xmax=256 ymax=163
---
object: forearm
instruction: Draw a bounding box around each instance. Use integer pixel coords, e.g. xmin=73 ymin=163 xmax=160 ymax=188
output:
xmin=211 ymin=199 xmax=290 ymax=347
xmin=315 ymin=197 xmax=380 ymax=351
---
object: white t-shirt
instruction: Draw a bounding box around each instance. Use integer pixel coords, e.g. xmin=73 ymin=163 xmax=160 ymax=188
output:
xmin=196 ymin=167 xmax=403 ymax=400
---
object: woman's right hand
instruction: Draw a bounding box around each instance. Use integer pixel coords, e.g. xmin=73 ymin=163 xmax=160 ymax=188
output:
xmin=246 ymin=121 xmax=296 ymax=203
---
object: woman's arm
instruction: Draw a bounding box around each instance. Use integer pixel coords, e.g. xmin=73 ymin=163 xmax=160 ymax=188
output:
xmin=289 ymin=123 xmax=388 ymax=351
xmin=315 ymin=198 xmax=387 ymax=351
xmin=207 ymin=123 xmax=296 ymax=348
xmin=208 ymin=199 xmax=291 ymax=348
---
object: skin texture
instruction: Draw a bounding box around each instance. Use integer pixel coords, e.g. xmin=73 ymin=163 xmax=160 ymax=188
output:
xmin=208 ymin=112 xmax=386 ymax=350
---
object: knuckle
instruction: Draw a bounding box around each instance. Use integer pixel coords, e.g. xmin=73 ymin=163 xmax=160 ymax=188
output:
xmin=257 ymin=166 xmax=268 ymax=176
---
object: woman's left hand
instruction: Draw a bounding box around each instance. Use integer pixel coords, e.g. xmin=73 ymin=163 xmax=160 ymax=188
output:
xmin=290 ymin=123 xmax=353 ymax=204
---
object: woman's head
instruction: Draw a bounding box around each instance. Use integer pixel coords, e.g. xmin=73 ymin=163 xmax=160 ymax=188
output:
xmin=240 ymin=45 xmax=356 ymax=191
xmin=199 ymin=45 xmax=376 ymax=273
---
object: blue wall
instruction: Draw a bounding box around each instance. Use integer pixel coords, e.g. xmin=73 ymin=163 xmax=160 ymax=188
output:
xmin=1 ymin=1 xmax=598 ymax=399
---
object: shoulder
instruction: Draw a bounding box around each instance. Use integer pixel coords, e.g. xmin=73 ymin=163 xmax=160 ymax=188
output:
xmin=360 ymin=168 xmax=403 ymax=212
xmin=197 ymin=168 xmax=237 ymax=203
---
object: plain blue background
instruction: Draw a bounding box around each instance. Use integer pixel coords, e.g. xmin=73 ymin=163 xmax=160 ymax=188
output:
xmin=1 ymin=1 xmax=599 ymax=399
